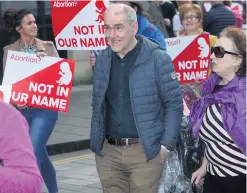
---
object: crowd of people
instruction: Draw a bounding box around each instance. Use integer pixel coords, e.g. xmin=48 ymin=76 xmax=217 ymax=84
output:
xmin=0 ymin=1 xmax=246 ymax=193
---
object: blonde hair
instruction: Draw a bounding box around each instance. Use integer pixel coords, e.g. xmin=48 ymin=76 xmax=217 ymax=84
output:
xmin=179 ymin=4 xmax=203 ymax=22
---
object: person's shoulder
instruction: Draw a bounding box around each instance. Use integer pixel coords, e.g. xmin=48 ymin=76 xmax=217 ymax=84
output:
xmin=35 ymin=38 xmax=55 ymax=49
xmin=3 ymin=42 xmax=15 ymax=51
xmin=0 ymin=101 xmax=19 ymax=120
xmin=152 ymin=47 xmax=170 ymax=61
xmin=3 ymin=44 xmax=11 ymax=51
xmin=43 ymin=40 xmax=55 ymax=48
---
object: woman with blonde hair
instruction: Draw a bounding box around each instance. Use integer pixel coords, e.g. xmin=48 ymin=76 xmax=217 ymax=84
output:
xmin=179 ymin=3 xmax=217 ymax=46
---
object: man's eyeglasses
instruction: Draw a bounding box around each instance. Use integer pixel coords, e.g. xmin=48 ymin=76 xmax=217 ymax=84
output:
xmin=211 ymin=46 xmax=241 ymax=58
xmin=183 ymin=15 xmax=198 ymax=21
xmin=104 ymin=25 xmax=124 ymax=34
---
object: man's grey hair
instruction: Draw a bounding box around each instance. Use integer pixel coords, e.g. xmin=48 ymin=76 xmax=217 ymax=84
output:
xmin=112 ymin=4 xmax=137 ymax=24
xmin=121 ymin=5 xmax=137 ymax=24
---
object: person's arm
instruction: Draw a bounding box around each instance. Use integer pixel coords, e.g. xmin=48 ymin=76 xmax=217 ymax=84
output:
xmin=90 ymin=50 xmax=104 ymax=154
xmin=154 ymin=51 xmax=183 ymax=150
xmin=144 ymin=24 xmax=167 ymax=51
xmin=0 ymin=103 xmax=42 ymax=193
xmin=50 ymin=43 xmax=59 ymax=58
xmin=191 ymin=153 xmax=208 ymax=185
xmin=172 ymin=14 xmax=183 ymax=37
xmin=153 ymin=29 xmax=167 ymax=51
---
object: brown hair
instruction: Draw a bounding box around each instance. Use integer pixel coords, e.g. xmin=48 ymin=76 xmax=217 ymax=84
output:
xmin=179 ymin=4 xmax=203 ymax=22
xmin=220 ymin=27 xmax=246 ymax=77
xmin=223 ymin=0 xmax=232 ymax=7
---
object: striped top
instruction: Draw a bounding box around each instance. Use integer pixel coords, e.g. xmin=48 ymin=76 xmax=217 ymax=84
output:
xmin=199 ymin=103 xmax=247 ymax=177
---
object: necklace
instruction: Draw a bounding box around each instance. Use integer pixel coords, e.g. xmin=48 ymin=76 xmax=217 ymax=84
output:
xmin=19 ymin=44 xmax=37 ymax=54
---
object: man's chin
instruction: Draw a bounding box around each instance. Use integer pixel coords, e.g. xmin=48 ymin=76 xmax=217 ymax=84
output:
xmin=111 ymin=46 xmax=122 ymax=53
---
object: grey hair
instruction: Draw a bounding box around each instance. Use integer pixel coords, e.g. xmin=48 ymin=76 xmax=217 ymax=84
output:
xmin=115 ymin=5 xmax=137 ymax=24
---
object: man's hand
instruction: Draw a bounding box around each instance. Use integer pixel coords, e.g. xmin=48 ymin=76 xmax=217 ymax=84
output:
xmin=164 ymin=18 xmax=171 ymax=26
xmin=90 ymin=53 xmax=96 ymax=68
xmin=16 ymin=102 xmax=28 ymax=109
xmin=191 ymin=156 xmax=208 ymax=187
xmin=36 ymin=50 xmax=47 ymax=59
xmin=191 ymin=165 xmax=207 ymax=187
xmin=160 ymin=146 xmax=169 ymax=163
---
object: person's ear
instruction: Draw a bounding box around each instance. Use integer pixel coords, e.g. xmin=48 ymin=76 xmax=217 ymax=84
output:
xmin=16 ymin=25 xmax=21 ymax=32
xmin=234 ymin=56 xmax=243 ymax=67
xmin=133 ymin=22 xmax=138 ymax=35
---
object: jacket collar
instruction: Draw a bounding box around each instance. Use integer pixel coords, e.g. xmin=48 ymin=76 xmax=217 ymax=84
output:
xmin=101 ymin=35 xmax=161 ymax=78
xmin=211 ymin=3 xmax=225 ymax=9
xmin=102 ymin=35 xmax=161 ymax=75
xmin=200 ymin=73 xmax=245 ymax=96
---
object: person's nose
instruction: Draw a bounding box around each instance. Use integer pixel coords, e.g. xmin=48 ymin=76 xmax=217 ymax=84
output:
xmin=109 ymin=28 xmax=117 ymax=38
xmin=32 ymin=22 xmax=37 ymax=28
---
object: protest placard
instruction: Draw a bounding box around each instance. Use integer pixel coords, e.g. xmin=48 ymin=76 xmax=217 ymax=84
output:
xmin=231 ymin=2 xmax=243 ymax=17
xmin=165 ymin=33 xmax=210 ymax=84
xmin=2 ymin=51 xmax=75 ymax=112
xmin=51 ymin=0 xmax=109 ymax=50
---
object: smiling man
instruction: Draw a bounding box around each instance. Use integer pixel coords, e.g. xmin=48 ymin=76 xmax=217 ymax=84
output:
xmin=90 ymin=3 xmax=183 ymax=193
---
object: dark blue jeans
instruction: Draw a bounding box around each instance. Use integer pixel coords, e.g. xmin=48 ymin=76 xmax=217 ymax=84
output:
xmin=20 ymin=108 xmax=58 ymax=193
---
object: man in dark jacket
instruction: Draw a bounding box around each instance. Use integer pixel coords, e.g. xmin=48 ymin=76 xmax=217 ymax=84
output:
xmin=203 ymin=1 xmax=235 ymax=36
xmin=91 ymin=3 xmax=183 ymax=193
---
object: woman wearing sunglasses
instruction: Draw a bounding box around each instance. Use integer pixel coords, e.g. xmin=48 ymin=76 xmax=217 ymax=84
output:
xmin=190 ymin=27 xmax=246 ymax=193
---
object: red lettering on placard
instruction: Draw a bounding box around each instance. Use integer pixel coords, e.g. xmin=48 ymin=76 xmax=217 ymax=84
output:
xmin=57 ymin=37 xmax=109 ymax=48
xmin=58 ymin=38 xmax=78 ymax=47
xmin=74 ymin=25 xmax=95 ymax=35
xmin=10 ymin=53 xmax=40 ymax=63
xmin=80 ymin=37 xmax=109 ymax=47
xmin=167 ymin=39 xmax=180 ymax=46
xmin=98 ymin=25 xmax=105 ymax=34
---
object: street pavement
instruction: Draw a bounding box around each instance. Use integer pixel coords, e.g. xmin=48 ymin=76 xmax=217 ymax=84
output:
xmin=43 ymin=150 xmax=102 ymax=193
xmin=43 ymin=150 xmax=166 ymax=193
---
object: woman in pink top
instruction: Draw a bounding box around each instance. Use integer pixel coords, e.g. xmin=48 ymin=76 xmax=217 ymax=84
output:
xmin=0 ymin=100 xmax=42 ymax=193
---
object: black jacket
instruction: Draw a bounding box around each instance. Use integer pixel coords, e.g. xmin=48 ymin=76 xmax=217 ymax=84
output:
xmin=203 ymin=3 xmax=235 ymax=37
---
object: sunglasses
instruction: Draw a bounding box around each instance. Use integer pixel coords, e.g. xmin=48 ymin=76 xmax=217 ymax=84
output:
xmin=211 ymin=46 xmax=241 ymax=58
